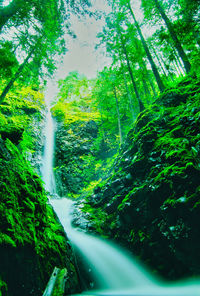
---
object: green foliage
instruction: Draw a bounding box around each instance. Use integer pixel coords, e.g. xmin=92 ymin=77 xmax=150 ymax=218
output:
xmin=52 ymin=72 xmax=100 ymax=125
xmin=0 ymin=82 xmax=44 ymax=154
xmin=0 ymin=136 xmax=69 ymax=261
xmin=76 ymin=75 xmax=200 ymax=279
xmin=52 ymin=72 xmax=122 ymax=196
xmin=0 ymin=279 xmax=7 ymax=296
xmin=0 ymin=41 xmax=18 ymax=79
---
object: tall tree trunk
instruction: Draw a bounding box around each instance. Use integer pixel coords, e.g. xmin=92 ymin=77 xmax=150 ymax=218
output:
xmin=142 ymin=77 xmax=151 ymax=99
xmin=159 ymin=52 xmax=174 ymax=81
xmin=141 ymin=59 xmax=157 ymax=97
xmin=119 ymin=34 xmax=144 ymax=112
xmin=0 ymin=47 xmax=35 ymax=102
xmin=150 ymin=45 xmax=168 ymax=79
xmin=121 ymin=65 xmax=135 ymax=122
xmin=172 ymin=46 xmax=185 ymax=74
xmin=98 ymin=104 xmax=107 ymax=143
xmin=149 ymin=76 xmax=157 ymax=97
xmin=153 ymin=0 xmax=191 ymax=73
xmin=127 ymin=1 xmax=165 ymax=92
xmin=113 ymin=86 xmax=123 ymax=145
xmin=172 ymin=60 xmax=182 ymax=76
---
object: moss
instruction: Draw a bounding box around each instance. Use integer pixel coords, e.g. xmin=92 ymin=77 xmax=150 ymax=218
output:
xmin=0 ymin=83 xmax=79 ymax=295
xmin=76 ymin=74 xmax=200 ymax=280
xmin=0 ymin=279 xmax=7 ymax=296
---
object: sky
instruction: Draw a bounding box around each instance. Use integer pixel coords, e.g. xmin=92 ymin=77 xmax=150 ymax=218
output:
xmin=45 ymin=0 xmax=144 ymax=103
xmin=46 ymin=0 xmax=112 ymax=102
xmin=56 ymin=0 xmax=114 ymax=80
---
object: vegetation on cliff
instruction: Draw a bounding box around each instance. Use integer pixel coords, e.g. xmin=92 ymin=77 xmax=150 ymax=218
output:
xmin=0 ymin=86 xmax=79 ymax=296
xmin=0 ymin=0 xmax=200 ymax=294
xmin=74 ymin=74 xmax=200 ymax=280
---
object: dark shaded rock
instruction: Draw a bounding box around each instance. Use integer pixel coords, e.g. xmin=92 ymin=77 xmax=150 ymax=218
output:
xmin=21 ymin=106 xmax=38 ymax=115
xmin=54 ymin=120 xmax=102 ymax=196
xmin=0 ymin=138 xmax=80 ymax=296
xmin=0 ymin=126 xmax=24 ymax=145
xmin=77 ymin=76 xmax=200 ymax=281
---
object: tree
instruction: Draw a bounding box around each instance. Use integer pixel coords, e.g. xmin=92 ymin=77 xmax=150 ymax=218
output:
xmin=0 ymin=0 xmax=92 ymax=32
xmin=126 ymin=0 xmax=165 ymax=92
xmin=141 ymin=0 xmax=192 ymax=73
xmin=0 ymin=42 xmax=35 ymax=102
xmin=152 ymin=0 xmax=191 ymax=73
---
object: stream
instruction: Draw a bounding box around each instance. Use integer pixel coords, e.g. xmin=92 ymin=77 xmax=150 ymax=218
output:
xmin=41 ymin=107 xmax=200 ymax=295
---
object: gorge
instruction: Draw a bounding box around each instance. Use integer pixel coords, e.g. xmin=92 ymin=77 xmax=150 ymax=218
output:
xmin=0 ymin=0 xmax=200 ymax=295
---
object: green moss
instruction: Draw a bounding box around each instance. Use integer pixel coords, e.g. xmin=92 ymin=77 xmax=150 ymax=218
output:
xmin=0 ymin=279 xmax=7 ymax=296
xmin=0 ymin=83 xmax=79 ymax=295
xmin=0 ymin=83 xmax=44 ymax=151
xmin=77 ymin=75 xmax=200 ymax=280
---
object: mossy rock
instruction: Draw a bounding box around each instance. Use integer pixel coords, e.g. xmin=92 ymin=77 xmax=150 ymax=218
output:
xmin=76 ymin=75 xmax=200 ymax=280
xmin=0 ymin=138 xmax=79 ymax=296
xmin=0 ymin=126 xmax=24 ymax=145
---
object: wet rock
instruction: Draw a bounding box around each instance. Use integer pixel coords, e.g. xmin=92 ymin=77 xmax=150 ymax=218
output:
xmin=54 ymin=120 xmax=100 ymax=195
xmin=76 ymin=76 xmax=200 ymax=280
xmin=0 ymin=126 xmax=24 ymax=145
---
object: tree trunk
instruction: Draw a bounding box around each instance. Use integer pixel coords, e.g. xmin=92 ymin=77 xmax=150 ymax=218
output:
xmin=119 ymin=34 xmax=145 ymax=112
xmin=140 ymin=58 xmax=157 ymax=97
xmin=149 ymin=76 xmax=157 ymax=97
xmin=98 ymin=103 xmax=107 ymax=143
xmin=127 ymin=1 xmax=165 ymax=92
xmin=121 ymin=65 xmax=135 ymax=122
xmin=153 ymin=0 xmax=191 ymax=73
xmin=150 ymin=45 xmax=168 ymax=78
xmin=172 ymin=46 xmax=185 ymax=74
xmin=142 ymin=78 xmax=151 ymax=99
xmin=113 ymin=86 xmax=123 ymax=145
xmin=0 ymin=46 xmax=35 ymax=102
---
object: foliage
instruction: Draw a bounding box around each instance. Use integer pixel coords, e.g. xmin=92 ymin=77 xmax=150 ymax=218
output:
xmin=0 ymin=279 xmax=7 ymax=296
xmin=52 ymin=72 xmax=123 ymax=196
xmin=0 ymin=81 xmax=80 ymax=295
xmin=0 ymin=82 xmax=44 ymax=156
xmin=52 ymin=72 xmax=100 ymax=124
xmin=76 ymin=74 xmax=200 ymax=279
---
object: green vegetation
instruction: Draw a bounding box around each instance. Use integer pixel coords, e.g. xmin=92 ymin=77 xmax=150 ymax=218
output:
xmin=0 ymin=279 xmax=7 ymax=296
xmin=1 ymin=0 xmax=200 ymax=294
xmin=0 ymin=84 xmax=79 ymax=295
xmin=51 ymin=72 xmax=115 ymax=196
xmin=76 ymin=75 xmax=200 ymax=279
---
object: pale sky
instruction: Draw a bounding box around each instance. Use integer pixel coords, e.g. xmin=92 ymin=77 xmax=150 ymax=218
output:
xmin=45 ymin=0 xmax=145 ymax=103
xmin=46 ymin=0 xmax=112 ymax=102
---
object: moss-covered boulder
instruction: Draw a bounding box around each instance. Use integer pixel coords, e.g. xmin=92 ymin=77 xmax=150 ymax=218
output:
xmin=0 ymin=138 xmax=79 ymax=296
xmin=54 ymin=120 xmax=107 ymax=197
xmin=0 ymin=85 xmax=80 ymax=296
xmin=76 ymin=75 xmax=200 ymax=280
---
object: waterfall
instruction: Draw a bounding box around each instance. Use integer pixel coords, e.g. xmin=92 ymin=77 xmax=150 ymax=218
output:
xmin=41 ymin=107 xmax=56 ymax=194
xmin=41 ymin=101 xmax=200 ymax=296
xmin=50 ymin=199 xmax=155 ymax=290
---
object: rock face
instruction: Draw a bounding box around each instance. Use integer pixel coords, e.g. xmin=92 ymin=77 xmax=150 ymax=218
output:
xmin=0 ymin=89 xmax=80 ymax=296
xmin=54 ymin=120 xmax=99 ymax=196
xmin=77 ymin=76 xmax=200 ymax=280
xmin=0 ymin=138 xmax=80 ymax=296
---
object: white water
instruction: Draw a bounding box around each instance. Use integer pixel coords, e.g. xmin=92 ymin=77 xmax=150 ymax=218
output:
xmin=41 ymin=106 xmax=200 ymax=296
xmin=50 ymin=199 xmax=155 ymax=290
xmin=41 ymin=107 xmax=56 ymax=194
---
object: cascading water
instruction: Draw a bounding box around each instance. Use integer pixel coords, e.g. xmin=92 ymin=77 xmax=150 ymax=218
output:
xmin=41 ymin=107 xmax=56 ymax=194
xmin=41 ymin=98 xmax=200 ymax=296
xmin=50 ymin=199 xmax=155 ymax=291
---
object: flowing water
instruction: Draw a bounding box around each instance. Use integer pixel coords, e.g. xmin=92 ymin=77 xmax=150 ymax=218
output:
xmin=41 ymin=107 xmax=56 ymax=194
xmin=41 ymin=108 xmax=200 ymax=296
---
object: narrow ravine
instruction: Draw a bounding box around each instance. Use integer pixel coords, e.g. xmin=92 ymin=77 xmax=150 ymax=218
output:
xmin=41 ymin=107 xmax=200 ymax=296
